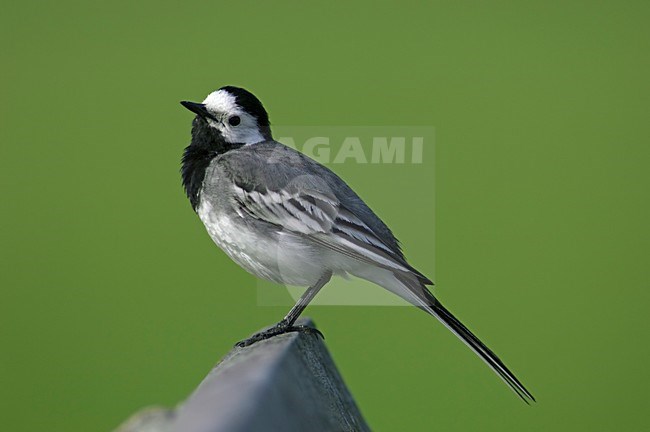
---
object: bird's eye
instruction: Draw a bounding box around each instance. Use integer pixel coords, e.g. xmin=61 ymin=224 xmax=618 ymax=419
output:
xmin=228 ymin=115 xmax=241 ymax=126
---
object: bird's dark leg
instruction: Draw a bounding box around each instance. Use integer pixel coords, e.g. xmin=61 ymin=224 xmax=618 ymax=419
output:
xmin=235 ymin=271 xmax=332 ymax=347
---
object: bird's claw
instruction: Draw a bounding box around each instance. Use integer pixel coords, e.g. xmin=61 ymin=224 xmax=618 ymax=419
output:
xmin=235 ymin=322 xmax=324 ymax=348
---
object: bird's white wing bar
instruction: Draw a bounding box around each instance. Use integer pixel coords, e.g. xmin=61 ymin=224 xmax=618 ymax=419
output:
xmin=231 ymin=182 xmax=415 ymax=274
xmin=233 ymin=184 xmax=336 ymax=233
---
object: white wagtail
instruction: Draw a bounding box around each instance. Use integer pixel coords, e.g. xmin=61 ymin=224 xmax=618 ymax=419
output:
xmin=180 ymin=86 xmax=534 ymax=402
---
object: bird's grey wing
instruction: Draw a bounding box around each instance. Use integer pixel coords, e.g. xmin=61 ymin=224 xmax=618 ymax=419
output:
xmin=218 ymin=146 xmax=429 ymax=280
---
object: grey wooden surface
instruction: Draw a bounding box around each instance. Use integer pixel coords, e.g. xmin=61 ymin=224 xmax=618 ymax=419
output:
xmin=115 ymin=319 xmax=370 ymax=432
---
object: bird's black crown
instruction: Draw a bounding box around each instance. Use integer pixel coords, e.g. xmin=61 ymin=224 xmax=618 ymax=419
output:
xmin=219 ymin=85 xmax=270 ymax=127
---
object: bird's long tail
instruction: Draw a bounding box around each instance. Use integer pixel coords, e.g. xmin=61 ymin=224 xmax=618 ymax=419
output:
xmin=393 ymin=273 xmax=535 ymax=403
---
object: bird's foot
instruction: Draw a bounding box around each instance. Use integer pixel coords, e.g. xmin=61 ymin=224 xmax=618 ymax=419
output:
xmin=235 ymin=320 xmax=324 ymax=348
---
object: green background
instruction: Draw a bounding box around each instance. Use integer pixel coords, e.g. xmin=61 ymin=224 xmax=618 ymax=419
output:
xmin=1 ymin=1 xmax=649 ymax=431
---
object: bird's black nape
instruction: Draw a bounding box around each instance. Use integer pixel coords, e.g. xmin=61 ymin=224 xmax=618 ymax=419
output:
xmin=219 ymin=86 xmax=271 ymax=134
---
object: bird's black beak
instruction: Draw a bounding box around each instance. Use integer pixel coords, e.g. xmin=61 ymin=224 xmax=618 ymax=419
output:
xmin=180 ymin=101 xmax=217 ymax=121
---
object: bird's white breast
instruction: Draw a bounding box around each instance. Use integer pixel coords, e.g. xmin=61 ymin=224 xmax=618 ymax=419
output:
xmin=197 ymin=199 xmax=271 ymax=279
xmin=196 ymin=197 xmax=325 ymax=286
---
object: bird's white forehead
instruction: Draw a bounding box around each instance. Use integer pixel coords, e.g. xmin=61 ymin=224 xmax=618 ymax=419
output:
xmin=202 ymin=89 xmax=239 ymax=114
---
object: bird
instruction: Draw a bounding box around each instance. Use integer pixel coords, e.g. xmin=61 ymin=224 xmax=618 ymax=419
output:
xmin=179 ymin=86 xmax=534 ymax=403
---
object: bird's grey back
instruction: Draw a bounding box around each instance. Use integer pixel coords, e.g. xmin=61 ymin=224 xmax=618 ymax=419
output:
xmin=213 ymin=141 xmax=405 ymax=258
